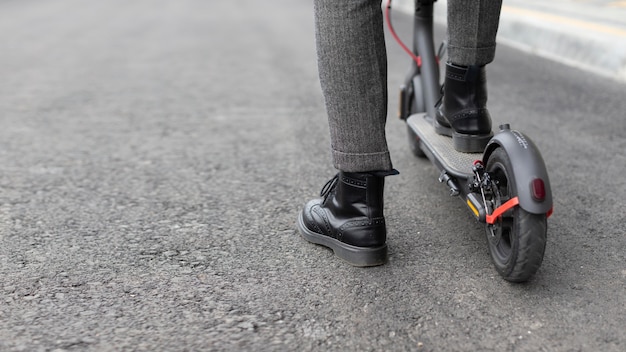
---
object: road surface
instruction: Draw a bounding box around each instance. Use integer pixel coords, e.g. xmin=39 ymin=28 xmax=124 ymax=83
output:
xmin=0 ymin=0 xmax=625 ymax=351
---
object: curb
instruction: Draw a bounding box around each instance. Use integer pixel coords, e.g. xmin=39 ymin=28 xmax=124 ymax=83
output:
xmin=392 ymin=0 xmax=626 ymax=82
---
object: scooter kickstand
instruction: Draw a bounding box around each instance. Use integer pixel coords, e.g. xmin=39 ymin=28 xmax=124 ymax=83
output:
xmin=439 ymin=171 xmax=460 ymax=196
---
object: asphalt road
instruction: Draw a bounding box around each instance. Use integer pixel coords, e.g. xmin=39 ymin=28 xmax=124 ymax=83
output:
xmin=1 ymin=0 xmax=625 ymax=351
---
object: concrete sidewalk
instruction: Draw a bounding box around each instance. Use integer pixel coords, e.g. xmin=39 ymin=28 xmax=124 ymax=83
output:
xmin=393 ymin=0 xmax=626 ymax=81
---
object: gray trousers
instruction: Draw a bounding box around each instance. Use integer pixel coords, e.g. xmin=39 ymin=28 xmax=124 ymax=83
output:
xmin=314 ymin=0 xmax=502 ymax=172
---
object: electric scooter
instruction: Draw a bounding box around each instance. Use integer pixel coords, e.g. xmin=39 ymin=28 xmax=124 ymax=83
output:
xmin=386 ymin=0 xmax=553 ymax=282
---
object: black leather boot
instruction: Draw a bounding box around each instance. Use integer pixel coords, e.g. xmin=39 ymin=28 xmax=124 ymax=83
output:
xmin=435 ymin=62 xmax=493 ymax=153
xmin=297 ymin=170 xmax=398 ymax=267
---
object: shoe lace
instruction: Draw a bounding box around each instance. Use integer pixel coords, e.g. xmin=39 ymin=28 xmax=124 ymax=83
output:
xmin=319 ymin=173 xmax=339 ymax=201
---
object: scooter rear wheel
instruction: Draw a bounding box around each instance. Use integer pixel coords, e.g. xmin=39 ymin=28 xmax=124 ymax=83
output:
xmin=485 ymin=147 xmax=547 ymax=282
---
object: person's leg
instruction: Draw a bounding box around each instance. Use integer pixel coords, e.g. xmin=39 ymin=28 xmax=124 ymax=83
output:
xmin=314 ymin=0 xmax=392 ymax=172
xmin=435 ymin=0 xmax=503 ymax=153
xmin=297 ymin=0 xmax=397 ymax=267
xmin=447 ymin=0 xmax=503 ymax=67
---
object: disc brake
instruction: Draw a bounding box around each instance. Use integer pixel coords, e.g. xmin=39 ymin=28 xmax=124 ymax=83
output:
xmin=470 ymin=160 xmax=520 ymax=244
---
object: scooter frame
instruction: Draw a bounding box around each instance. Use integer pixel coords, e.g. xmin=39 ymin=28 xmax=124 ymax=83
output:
xmin=389 ymin=0 xmax=553 ymax=281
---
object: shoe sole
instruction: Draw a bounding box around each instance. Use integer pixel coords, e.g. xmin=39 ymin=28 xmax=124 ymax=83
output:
xmin=434 ymin=119 xmax=492 ymax=153
xmin=452 ymin=131 xmax=493 ymax=153
xmin=296 ymin=212 xmax=387 ymax=267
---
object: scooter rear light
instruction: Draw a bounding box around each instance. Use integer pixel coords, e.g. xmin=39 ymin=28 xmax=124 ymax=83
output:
xmin=531 ymin=178 xmax=546 ymax=201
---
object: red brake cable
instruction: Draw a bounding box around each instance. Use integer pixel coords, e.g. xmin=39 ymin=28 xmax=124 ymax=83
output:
xmin=385 ymin=0 xmax=422 ymax=67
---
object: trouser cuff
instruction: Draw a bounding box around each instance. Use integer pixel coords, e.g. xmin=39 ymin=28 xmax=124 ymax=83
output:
xmin=331 ymin=149 xmax=393 ymax=173
xmin=447 ymin=45 xmax=497 ymax=67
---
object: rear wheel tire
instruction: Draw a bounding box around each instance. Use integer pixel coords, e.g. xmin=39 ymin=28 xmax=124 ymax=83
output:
xmin=485 ymin=147 xmax=547 ymax=282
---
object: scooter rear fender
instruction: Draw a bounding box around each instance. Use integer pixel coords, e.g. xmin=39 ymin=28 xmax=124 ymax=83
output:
xmin=483 ymin=125 xmax=553 ymax=215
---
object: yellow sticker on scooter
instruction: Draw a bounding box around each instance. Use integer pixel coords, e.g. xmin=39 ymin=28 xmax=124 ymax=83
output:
xmin=467 ymin=199 xmax=480 ymax=218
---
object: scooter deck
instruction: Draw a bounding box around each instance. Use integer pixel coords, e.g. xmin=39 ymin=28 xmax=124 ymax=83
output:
xmin=407 ymin=113 xmax=480 ymax=179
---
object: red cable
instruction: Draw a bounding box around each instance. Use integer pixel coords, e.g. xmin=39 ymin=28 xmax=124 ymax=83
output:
xmin=486 ymin=197 xmax=520 ymax=225
xmin=385 ymin=0 xmax=421 ymax=67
